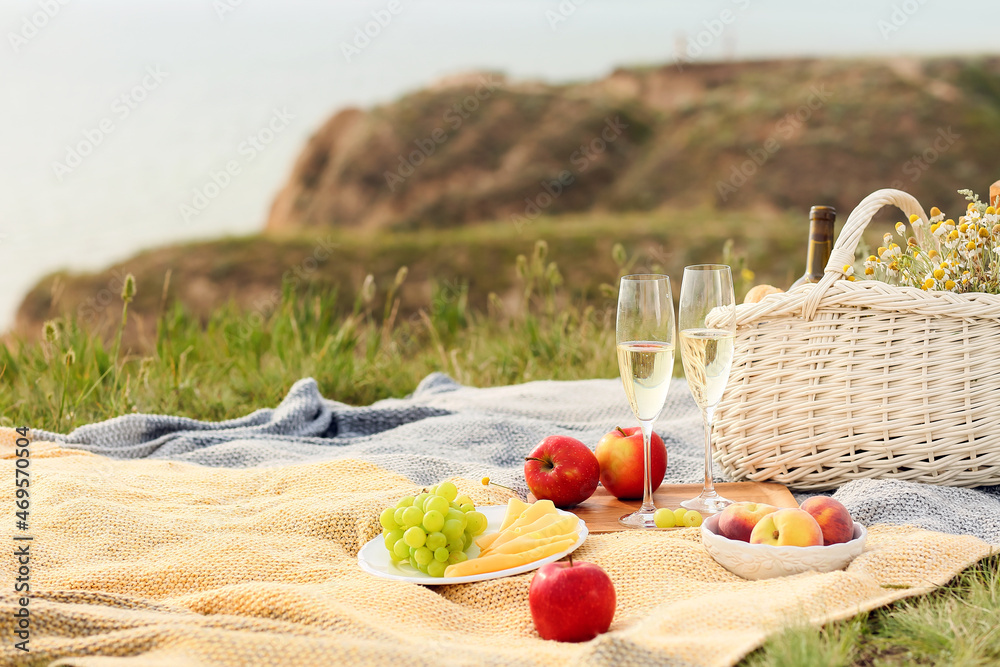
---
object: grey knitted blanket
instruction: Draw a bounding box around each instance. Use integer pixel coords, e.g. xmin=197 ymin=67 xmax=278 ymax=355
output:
xmin=39 ymin=374 xmax=1000 ymax=545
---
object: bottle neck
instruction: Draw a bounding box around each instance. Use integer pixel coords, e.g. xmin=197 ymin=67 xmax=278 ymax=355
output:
xmin=804 ymin=219 xmax=833 ymax=280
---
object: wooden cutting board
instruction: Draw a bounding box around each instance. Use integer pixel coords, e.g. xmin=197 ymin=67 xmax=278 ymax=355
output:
xmin=530 ymin=482 xmax=798 ymax=533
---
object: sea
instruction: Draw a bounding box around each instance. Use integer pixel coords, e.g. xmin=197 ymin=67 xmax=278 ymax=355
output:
xmin=0 ymin=0 xmax=992 ymax=331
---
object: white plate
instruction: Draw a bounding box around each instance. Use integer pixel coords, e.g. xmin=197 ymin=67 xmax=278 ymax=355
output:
xmin=357 ymin=504 xmax=588 ymax=585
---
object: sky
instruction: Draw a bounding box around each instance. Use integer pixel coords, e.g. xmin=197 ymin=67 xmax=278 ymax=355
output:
xmin=0 ymin=0 xmax=997 ymax=330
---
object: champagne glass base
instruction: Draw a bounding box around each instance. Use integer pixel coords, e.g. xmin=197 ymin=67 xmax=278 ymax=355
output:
xmin=618 ymin=510 xmax=658 ymax=529
xmin=680 ymin=492 xmax=733 ymax=514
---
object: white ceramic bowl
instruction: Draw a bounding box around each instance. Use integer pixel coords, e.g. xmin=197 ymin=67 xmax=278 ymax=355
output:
xmin=701 ymin=514 xmax=867 ymax=580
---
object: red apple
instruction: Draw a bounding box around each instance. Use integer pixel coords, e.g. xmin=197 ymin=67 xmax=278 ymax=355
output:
xmin=529 ymin=557 xmax=616 ymax=642
xmin=800 ymin=496 xmax=855 ymax=545
xmin=594 ymin=426 xmax=667 ymax=499
xmin=524 ymin=436 xmax=600 ymax=508
xmin=717 ymin=502 xmax=779 ymax=542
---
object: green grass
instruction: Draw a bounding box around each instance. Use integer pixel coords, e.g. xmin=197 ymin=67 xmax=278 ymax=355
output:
xmin=14 ymin=208 xmax=804 ymax=350
xmin=2 ymin=238 xmax=998 ymax=666
xmin=1 ymin=240 xmax=618 ymax=430
xmin=746 ymin=556 xmax=1000 ymax=666
xmin=745 ymin=615 xmax=869 ymax=667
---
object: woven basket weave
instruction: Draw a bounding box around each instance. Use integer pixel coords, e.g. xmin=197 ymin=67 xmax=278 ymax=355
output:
xmin=714 ymin=188 xmax=1000 ymax=491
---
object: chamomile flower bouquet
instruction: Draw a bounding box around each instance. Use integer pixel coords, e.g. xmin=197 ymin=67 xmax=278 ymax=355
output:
xmin=857 ymin=190 xmax=1000 ymax=294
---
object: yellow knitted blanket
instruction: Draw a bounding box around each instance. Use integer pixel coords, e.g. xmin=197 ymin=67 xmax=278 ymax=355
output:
xmin=0 ymin=438 xmax=992 ymax=667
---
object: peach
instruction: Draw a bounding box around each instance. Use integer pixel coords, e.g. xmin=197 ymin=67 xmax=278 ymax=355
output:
xmin=749 ymin=508 xmax=823 ymax=547
xmin=800 ymin=496 xmax=855 ymax=546
xmin=743 ymin=284 xmax=784 ymax=304
xmin=717 ymin=502 xmax=779 ymax=542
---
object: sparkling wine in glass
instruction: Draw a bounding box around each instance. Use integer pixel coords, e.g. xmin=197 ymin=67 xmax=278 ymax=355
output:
xmin=679 ymin=264 xmax=736 ymax=514
xmin=616 ymin=274 xmax=675 ymax=529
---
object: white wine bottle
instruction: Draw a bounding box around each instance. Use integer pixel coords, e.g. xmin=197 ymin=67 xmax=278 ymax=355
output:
xmin=790 ymin=205 xmax=836 ymax=289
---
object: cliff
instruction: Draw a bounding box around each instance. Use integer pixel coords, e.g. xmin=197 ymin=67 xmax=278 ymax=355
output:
xmin=266 ymin=58 xmax=1000 ymax=233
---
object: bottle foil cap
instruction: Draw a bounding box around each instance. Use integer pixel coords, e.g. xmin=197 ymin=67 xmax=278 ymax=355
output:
xmin=810 ymin=205 xmax=836 ymax=222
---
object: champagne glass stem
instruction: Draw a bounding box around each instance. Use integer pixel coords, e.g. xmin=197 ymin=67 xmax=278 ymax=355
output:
xmin=701 ymin=406 xmax=716 ymax=495
xmin=639 ymin=418 xmax=655 ymax=513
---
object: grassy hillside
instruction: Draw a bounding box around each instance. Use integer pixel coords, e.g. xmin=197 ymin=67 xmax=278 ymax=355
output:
xmin=14 ymin=210 xmax=805 ymax=347
xmin=18 ymin=56 xmax=1000 ymax=344
xmin=3 ymin=243 xmax=620 ymax=430
xmin=267 ymin=57 xmax=1000 ymax=233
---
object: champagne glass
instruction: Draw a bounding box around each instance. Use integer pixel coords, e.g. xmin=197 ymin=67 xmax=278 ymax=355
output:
xmin=616 ymin=274 xmax=675 ymax=529
xmin=679 ymin=265 xmax=736 ymax=514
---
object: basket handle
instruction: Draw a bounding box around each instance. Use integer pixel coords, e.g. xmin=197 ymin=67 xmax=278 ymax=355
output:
xmin=801 ymin=188 xmax=929 ymax=320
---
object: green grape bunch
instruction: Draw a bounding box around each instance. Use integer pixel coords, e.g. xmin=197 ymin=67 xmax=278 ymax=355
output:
xmin=378 ymin=481 xmax=488 ymax=577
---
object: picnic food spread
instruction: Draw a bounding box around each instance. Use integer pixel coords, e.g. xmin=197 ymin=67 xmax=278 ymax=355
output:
xmin=356 ymin=186 xmax=1000 ymax=644
xmin=366 ymin=420 xmax=869 ymax=643
xmin=359 ymin=178 xmax=1000 ymax=640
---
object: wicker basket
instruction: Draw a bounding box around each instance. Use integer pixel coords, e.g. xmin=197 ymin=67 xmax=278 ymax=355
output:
xmin=713 ymin=188 xmax=1000 ymax=490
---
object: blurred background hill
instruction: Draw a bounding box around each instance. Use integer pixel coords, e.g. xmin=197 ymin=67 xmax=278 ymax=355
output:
xmin=13 ymin=56 xmax=1000 ymax=345
xmin=267 ymin=58 xmax=1000 ymax=232
xmin=4 ymin=0 xmax=1000 ymax=350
